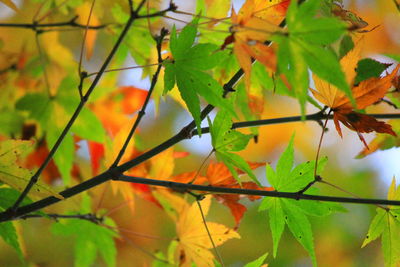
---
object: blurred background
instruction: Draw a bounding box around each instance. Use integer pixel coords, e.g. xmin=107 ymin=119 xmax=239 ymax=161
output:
xmin=0 ymin=0 xmax=399 ymax=266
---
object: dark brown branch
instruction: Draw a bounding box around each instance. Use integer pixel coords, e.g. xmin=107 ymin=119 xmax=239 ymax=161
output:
xmin=0 ymin=17 xmax=111 ymax=31
xmin=19 ymin=213 xmax=103 ymax=224
xmin=1 ymin=111 xmax=399 ymax=222
xmin=11 ymin=11 xmax=140 ymax=212
xmin=116 ymin=175 xmax=400 ymax=206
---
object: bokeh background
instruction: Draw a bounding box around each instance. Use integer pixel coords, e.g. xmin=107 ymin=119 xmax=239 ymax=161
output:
xmin=1 ymin=0 xmax=400 ymax=266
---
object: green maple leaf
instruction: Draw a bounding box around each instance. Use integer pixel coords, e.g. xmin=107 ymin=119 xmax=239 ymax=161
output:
xmin=244 ymin=252 xmax=269 ymax=267
xmin=52 ymin=194 xmax=117 ymax=267
xmin=362 ymin=178 xmax=400 ymax=267
xmin=354 ymin=58 xmax=391 ymax=84
xmin=164 ymin=18 xmax=234 ymax=134
xmin=274 ymin=0 xmax=350 ymax=115
xmin=259 ymin=135 xmax=342 ymax=266
xmin=207 ymin=110 xmax=257 ymax=184
xmin=0 ymin=188 xmax=27 ymax=260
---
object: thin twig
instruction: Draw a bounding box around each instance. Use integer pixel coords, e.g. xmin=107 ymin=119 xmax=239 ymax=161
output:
xmin=320 ymin=180 xmax=388 ymax=210
xmin=105 ymin=225 xmax=172 ymax=264
xmin=196 ymin=198 xmax=225 ymax=267
xmin=108 ymin=225 xmax=173 ymax=240
xmin=298 ymin=109 xmax=332 ymax=194
xmin=86 ymin=63 xmax=161 ymax=77
xmin=110 ymin=27 xmax=168 ymax=168
xmin=188 ymin=149 xmax=214 ymax=184
xmin=0 ymin=18 xmax=111 ymax=31
xmin=35 ymin=33 xmax=51 ymax=97
xmin=78 ymin=0 xmax=96 ymax=74
xmin=10 ymin=7 xmax=143 ymax=212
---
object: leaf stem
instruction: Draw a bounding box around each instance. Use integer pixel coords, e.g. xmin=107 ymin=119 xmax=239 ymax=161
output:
xmin=195 ymin=199 xmax=225 ymax=267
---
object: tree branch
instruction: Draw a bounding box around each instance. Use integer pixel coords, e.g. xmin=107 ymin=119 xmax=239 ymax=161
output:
xmin=19 ymin=213 xmax=103 ymax=224
xmin=10 ymin=9 xmax=141 ymax=212
xmin=115 ymin=175 xmax=400 ymax=206
xmin=0 ymin=17 xmax=111 ymax=31
xmin=1 ymin=111 xmax=399 ymax=222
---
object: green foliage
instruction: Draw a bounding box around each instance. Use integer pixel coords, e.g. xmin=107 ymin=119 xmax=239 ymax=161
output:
xmin=259 ymin=135 xmax=341 ymax=266
xmin=244 ymin=252 xmax=269 ymax=267
xmin=354 ymin=58 xmax=391 ymax=84
xmin=52 ymin=195 xmax=117 ymax=267
xmin=0 ymin=0 xmax=399 ymax=266
xmin=274 ymin=0 xmax=350 ymax=114
xmin=0 ymin=188 xmax=25 ymax=260
xmin=16 ymin=77 xmax=105 ymax=185
xmin=163 ymin=18 xmax=234 ymax=134
xmin=339 ymin=35 xmax=355 ymax=59
xmin=208 ymin=109 xmax=257 ymax=184
xmin=362 ymin=178 xmax=400 ymax=267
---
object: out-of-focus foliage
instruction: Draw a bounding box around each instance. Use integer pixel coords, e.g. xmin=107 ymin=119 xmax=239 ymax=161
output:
xmin=0 ymin=0 xmax=400 ymax=266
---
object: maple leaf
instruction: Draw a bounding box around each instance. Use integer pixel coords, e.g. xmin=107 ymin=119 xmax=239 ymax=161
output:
xmin=362 ymin=178 xmax=400 ymax=267
xmin=164 ymin=18 xmax=234 ymax=134
xmin=175 ymin=195 xmax=240 ymax=267
xmin=208 ymin=109 xmax=258 ymax=185
xmin=25 ymin=141 xmax=61 ymax=184
xmin=226 ymin=0 xmax=289 ymax=114
xmin=104 ymin=122 xmax=137 ymax=212
xmin=273 ymin=0 xmax=349 ymax=115
xmin=0 ymin=139 xmax=63 ymax=199
xmin=90 ymin=86 xmax=147 ymax=136
xmin=311 ymin=42 xmax=399 ymax=147
xmin=259 ymin=135 xmax=344 ymax=264
xmin=52 ymin=194 xmax=117 ymax=267
xmin=357 ymin=120 xmax=400 ymax=158
xmin=16 ymin=76 xmax=106 ymax=185
xmin=87 ymin=141 xmax=105 ymax=176
xmin=331 ymin=3 xmax=368 ymax=31
xmin=193 ymin=161 xmax=270 ymax=226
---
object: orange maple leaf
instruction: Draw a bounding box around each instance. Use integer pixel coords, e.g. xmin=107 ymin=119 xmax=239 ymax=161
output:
xmin=224 ymin=0 xmax=289 ymax=114
xmin=311 ymin=44 xmax=399 ymax=148
xmin=173 ymin=161 xmax=271 ymax=226
xmin=90 ymin=86 xmax=147 ymax=136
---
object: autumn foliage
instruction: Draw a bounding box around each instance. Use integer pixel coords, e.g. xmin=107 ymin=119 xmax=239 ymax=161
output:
xmin=1 ymin=0 xmax=400 ymax=266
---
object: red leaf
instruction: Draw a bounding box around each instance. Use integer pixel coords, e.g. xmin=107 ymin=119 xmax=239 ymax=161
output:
xmin=88 ymin=141 xmax=105 ymax=175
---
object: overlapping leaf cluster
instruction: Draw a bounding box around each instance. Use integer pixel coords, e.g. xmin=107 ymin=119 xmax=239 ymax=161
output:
xmin=0 ymin=0 xmax=400 ymax=266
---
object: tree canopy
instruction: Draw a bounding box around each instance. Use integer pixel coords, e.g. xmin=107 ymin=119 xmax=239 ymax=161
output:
xmin=0 ymin=0 xmax=400 ymax=266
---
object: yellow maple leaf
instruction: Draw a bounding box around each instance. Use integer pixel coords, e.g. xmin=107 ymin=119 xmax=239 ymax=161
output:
xmin=0 ymin=140 xmax=63 ymax=200
xmin=310 ymin=41 xmax=361 ymax=108
xmin=149 ymin=148 xmax=174 ymax=180
xmin=176 ymin=195 xmax=240 ymax=267
xmin=104 ymin=122 xmax=137 ymax=211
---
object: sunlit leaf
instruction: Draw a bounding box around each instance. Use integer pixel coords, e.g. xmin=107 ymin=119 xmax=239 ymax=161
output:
xmin=0 ymin=139 xmax=63 ymax=199
xmin=362 ymin=178 xmax=400 ymax=267
xmin=175 ymin=195 xmax=240 ymax=267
